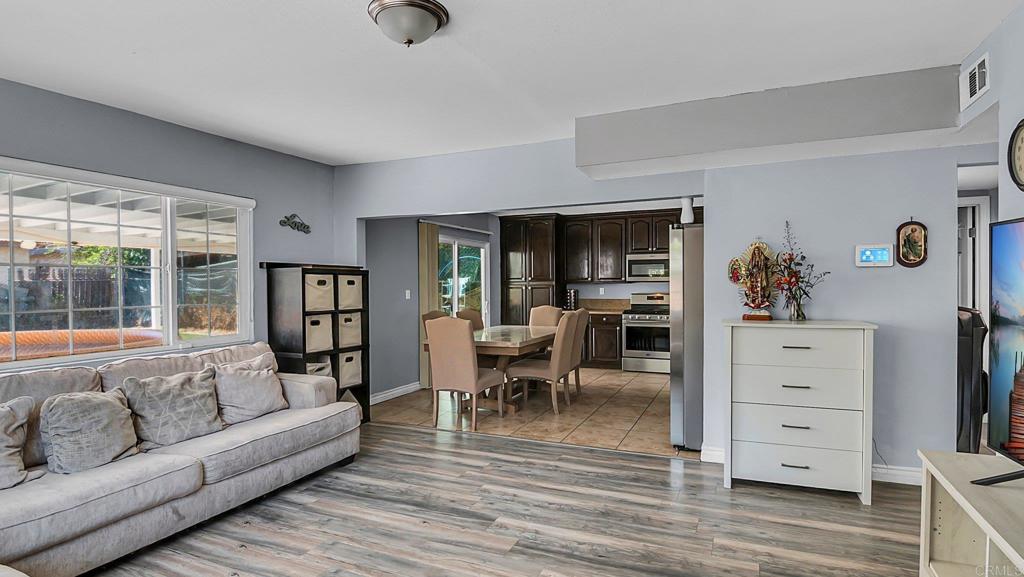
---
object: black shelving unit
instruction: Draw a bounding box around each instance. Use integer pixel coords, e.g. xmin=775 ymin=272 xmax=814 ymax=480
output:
xmin=260 ymin=262 xmax=370 ymax=422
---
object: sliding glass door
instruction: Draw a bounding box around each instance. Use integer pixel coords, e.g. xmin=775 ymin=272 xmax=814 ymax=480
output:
xmin=438 ymin=236 xmax=488 ymax=324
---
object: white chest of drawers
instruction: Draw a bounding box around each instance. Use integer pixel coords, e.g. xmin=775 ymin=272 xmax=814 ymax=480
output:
xmin=724 ymin=320 xmax=877 ymax=505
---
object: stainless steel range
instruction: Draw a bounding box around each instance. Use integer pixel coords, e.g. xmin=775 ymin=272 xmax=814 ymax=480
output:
xmin=621 ymin=293 xmax=670 ymax=373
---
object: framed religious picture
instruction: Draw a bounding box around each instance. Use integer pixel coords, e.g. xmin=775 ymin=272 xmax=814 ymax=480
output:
xmin=896 ymin=220 xmax=927 ymax=267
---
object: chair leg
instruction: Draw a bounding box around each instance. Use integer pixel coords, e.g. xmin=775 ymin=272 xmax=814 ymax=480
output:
xmin=574 ymin=367 xmax=582 ymax=395
xmin=432 ymin=389 xmax=440 ymax=427
xmin=497 ymin=381 xmax=505 ymax=418
xmin=471 ymin=393 xmax=479 ymax=432
xmin=549 ymin=379 xmax=559 ymax=415
xmin=523 ymin=379 xmax=529 ymax=402
xmin=562 ymin=375 xmax=571 ymax=406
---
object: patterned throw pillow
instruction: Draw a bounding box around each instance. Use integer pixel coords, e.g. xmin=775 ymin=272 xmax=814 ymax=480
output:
xmin=207 ymin=352 xmax=288 ymax=425
xmin=39 ymin=389 xmax=139 ymax=474
xmin=122 ymin=367 xmax=222 ymax=450
xmin=0 ymin=396 xmax=45 ymax=488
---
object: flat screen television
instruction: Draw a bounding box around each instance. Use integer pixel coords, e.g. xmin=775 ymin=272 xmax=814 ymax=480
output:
xmin=981 ymin=217 xmax=1024 ymax=484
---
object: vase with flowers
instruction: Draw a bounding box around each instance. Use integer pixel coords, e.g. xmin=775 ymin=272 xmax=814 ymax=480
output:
xmin=775 ymin=221 xmax=830 ymax=321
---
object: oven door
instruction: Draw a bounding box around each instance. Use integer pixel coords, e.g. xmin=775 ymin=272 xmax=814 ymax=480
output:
xmin=626 ymin=253 xmax=670 ymax=282
xmin=622 ymin=320 xmax=671 ymax=359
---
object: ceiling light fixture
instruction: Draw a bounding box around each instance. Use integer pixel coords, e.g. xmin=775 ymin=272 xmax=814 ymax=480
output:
xmin=368 ymin=0 xmax=449 ymax=47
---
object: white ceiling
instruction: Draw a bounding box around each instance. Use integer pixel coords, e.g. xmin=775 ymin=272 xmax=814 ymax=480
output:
xmin=0 ymin=0 xmax=1018 ymax=166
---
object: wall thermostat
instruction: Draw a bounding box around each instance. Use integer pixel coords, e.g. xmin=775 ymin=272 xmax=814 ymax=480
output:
xmin=855 ymin=244 xmax=894 ymax=267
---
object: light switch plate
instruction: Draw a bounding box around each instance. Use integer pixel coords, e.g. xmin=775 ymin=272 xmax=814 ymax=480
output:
xmin=599 ymin=287 xmax=605 ymax=295
xmin=404 ymin=289 xmax=411 ymax=300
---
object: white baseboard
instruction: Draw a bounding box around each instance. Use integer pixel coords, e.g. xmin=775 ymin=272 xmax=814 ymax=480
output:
xmin=370 ymin=381 xmax=423 ymax=405
xmin=700 ymin=446 xmax=725 ymax=464
xmin=872 ymin=464 xmax=920 ymax=485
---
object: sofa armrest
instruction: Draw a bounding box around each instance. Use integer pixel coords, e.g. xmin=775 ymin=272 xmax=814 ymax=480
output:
xmin=0 ymin=565 xmax=30 ymax=577
xmin=278 ymin=372 xmax=336 ymax=409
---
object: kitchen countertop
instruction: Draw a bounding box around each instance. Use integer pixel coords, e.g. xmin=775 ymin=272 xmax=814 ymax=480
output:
xmin=578 ymin=298 xmax=629 ymax=315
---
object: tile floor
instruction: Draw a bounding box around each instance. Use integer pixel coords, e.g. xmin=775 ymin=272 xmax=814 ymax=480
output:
xmin=372 ymin=368 xmax=700 ymax=459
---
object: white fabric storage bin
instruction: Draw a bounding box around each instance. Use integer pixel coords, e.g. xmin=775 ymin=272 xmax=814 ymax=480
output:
xmin=304 ymin=275 xmax=335 ymax=311
xmin=306 ymin=355 xmax=333 ymax=377
xmin=337 ymin=275 xmax=362 ymax=310
xmin=337 ymin=312 xmax=362 ymax=348
xmin=339 ymin=351 xmax=362 ymax=388
xmin=304 ymin=314 xmax=333 ymax=353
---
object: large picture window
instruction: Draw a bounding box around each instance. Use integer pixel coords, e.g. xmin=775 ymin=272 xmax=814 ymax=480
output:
xmin=0 ymin=161 xmax=252 ymax=366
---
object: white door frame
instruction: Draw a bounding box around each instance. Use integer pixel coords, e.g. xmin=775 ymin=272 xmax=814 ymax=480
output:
xmin=958 ymin=195 xmax=991 ymax=369
xmin=438 ymin=234 xmax=490 ymax=326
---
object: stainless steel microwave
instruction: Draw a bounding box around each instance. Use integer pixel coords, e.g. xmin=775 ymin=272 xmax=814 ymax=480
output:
xmin=626 ymin=253 xmax=670 ymax=282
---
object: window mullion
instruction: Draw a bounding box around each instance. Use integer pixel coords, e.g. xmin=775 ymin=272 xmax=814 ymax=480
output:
xmin=65 ymin=181 xmax=73 ymax=356
xmin=167 ymin=198 xmax=178 ymax=348
xmin=7 ymin=173 xmax=15 ymax=361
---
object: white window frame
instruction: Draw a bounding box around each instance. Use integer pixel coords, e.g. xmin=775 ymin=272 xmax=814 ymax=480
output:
xmin=0 ymin=155 xmax=255 ymax=370
xmin=439 ymin=234 xmax=489 ymax=326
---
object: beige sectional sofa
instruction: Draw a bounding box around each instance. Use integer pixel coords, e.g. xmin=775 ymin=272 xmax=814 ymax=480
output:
xmin=0 ymin=342 xmax=360 ymax=577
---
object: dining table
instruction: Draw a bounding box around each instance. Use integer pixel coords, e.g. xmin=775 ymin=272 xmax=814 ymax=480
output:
xmin=423 ymin=324 xmax=556 ymax=416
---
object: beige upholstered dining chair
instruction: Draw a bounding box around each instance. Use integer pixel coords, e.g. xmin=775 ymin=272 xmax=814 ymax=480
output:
xmin=529 ymin=305 xmax=563 ymax=327
xmin=458 ymin=311 xmax=485 ymax=330
xmin=507 ymin=310 xmax=579 ymax=415
xmin=422 ymin=310 xmax=447 ymax=326
xmin=569 ymin=309 xmax=590 ymax=395
xmin=424 ymin=316 xmax=505 ymax=431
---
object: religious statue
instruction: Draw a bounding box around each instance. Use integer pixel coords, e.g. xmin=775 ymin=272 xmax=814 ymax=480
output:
xmin=728 ymin=240 xmax=778 ymax=320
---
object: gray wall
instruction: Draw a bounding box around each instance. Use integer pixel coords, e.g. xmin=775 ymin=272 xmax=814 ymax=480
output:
xmin=960 ymin=3 xmax=1024 ymax=220
xmin=333 ymin=139 xmax=705 ymax=265
xmin=0 ymin=78 xmax=337 ymax=342
xmin=704 ymin=144 xmax=997 ymax=468
xmin=364 ymin=217 xmax=420 ymax=395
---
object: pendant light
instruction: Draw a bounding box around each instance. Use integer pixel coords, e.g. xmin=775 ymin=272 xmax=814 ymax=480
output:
xmin=368 ymin=0 xmax=449 ymax=47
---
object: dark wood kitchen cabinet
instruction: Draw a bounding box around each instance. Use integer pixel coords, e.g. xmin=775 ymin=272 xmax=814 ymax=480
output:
xmin=628 ymin=213 xmax=678 ymax=253
xmin=585 ymin=313 xmax=622 ymax=368
xmin=563 ymin=219 xmax=592 ymax=282
xmin=652 ymin=214 xmax=676 ymax=251
xmin=593 ymin=218 xmax=626 ymax=282
xmin=500 ymin=215 xmax=564 ymax=324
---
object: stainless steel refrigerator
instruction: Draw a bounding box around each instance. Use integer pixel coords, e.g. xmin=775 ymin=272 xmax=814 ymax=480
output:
xmin=669 ymin=224 xmax=703 ymax=451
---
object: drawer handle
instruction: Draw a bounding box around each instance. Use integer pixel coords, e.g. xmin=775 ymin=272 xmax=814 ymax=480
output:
xmin=316 ymin=279 xmax=328 ymax=286
xmin=309 ymin=319 xmax=321 ymax=326
xmin=782 ymin=345 xmax=812 ymax=350
xmin=781 ymin=424 xmax=811 ymax=430
xmin=781 ymin=463 xmax=810 ymax=470
xmin=781 ymin=384 xmax=811 ymax=389
xmin=345 ymin=356 xmax=354 ymax=362
xmin=343 ymin=317 xmax=353 ymax=323
xmin=347 ymin=280 xmax=356 ymax=286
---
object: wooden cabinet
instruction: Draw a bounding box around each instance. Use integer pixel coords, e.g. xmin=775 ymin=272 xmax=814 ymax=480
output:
xmin=526 ymin=218 xmax=556 ymax=282
xmin=593 ymin=218 xmax=626 ymax=282
xmin=502 ymin=219 xmax=527 ymax=282
xmin=585 ymin=313 xmax=622 ymax=368
xmin=563 ymin=219 xmax=592 ymax=282
xmin=653 ymin=214 xmax=676 ymax=251
xmin=500 ymin=215 xmax=563 ymax=324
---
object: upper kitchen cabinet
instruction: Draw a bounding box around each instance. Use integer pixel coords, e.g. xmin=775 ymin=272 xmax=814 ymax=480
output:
xmin=593 ymin=217 xmax=626 ymax=282
xmin=628 ymin=213 xmax=679 ymax=253
xmin=501 ymin=219 xmax=527 ymax=282
xmin=526 ymin=218 xmax=556 ymax=282
xmin=563 ymin=219 xmax=593 ymax=283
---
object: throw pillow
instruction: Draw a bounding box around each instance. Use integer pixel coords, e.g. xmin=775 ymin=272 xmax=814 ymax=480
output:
xmin=207 ymin=360 xmax=288 ymax=425
xmin=39 ymin=389 xmax=139 ymax=474
xmin=122 ymin=367 xmax=222 ymax=450
xmin=0 ymin=396 xmax=44 ymax=488
xmin=213 ymin=351 xmax=276 ymax=373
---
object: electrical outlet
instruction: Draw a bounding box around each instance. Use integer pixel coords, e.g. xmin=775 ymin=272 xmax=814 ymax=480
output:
xmin=404 ymin=289 xmax=411 ymax=300
xmin=599 ymin=287 xmax=605 ymax=296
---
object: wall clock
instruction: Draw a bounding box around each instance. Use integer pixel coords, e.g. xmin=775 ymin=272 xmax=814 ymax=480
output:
xmin=1012 ymin=119 xmax=1024 ymax=192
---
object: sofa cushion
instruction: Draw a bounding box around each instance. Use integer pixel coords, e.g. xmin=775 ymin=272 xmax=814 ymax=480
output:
xmin=191 ymin=342 xmax=278 ymax=371
xmin=0 ymin=367 xmax=100 ymax=468
xmin=0 ymin=452 xmax=201 ymax=562
xmin=208 ymin=355 xmax=288 ymax=425
xmin=0 ymin=565 xmax=28 ymax=577
xmin=122 ymin=368 xmax=222 ymax=451
xmin=153 ymin=402 xmax=360 ymax=484
xmin=40 ymin=389 xmax=139 ymax=474
xmin=0 ymin=397 xmax=44 ymax=489
xmin=97 ymin=353 xmax=203 ymax=392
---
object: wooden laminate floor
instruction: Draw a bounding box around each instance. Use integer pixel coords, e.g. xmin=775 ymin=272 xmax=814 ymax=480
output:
xmin=92 ymin=424 xmax=921 ymax=577
xmin=374 ymin=368 xmax=701 ymax=459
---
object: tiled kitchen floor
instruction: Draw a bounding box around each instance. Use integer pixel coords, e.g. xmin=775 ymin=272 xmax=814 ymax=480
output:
xmin=372 ymin=368 xmax=700 ymax=459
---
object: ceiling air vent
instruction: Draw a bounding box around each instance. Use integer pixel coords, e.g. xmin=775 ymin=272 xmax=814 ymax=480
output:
xmin=960 ymin=53 xmax=990 ymax=112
